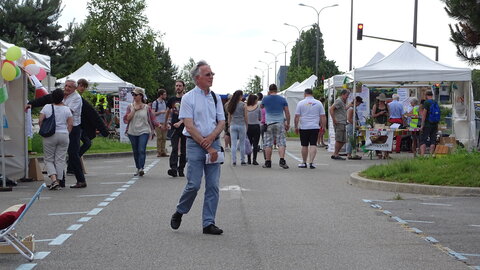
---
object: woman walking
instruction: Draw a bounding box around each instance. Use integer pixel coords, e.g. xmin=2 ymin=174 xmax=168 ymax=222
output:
xmin=123 ymin=88 xmax=159 ymax=176
xmin=39 ymin=89 xmax=73 ymax=190
xmin=246 ymin=94 xmax=261 ymax=165
xmin=226 ymin=90 xmax=248 ymax=166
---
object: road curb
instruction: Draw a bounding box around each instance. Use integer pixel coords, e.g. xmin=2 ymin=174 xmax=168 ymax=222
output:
xmin=35 ymin=150 xmax=157 ymax=162
xmin=349 ymin=172 xmax=480 ymax=197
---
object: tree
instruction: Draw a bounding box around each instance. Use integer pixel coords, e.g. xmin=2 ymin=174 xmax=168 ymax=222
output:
xmin=286 ymin=28 xmax=340 ymax=91
xmin=443 ymin=0 xmax=480 ymax=65
xmin=473 ymin=69 xmax=480 ymax=100
xmin=245 ymin=75 xmax=262 ymax=94
xmin=178 ymin=58 xmax=196 ymax=91
xmin=154 ymin=40 xmax=178 ymax=96
xmin=82 ymin=0 xmax=161 ymax=99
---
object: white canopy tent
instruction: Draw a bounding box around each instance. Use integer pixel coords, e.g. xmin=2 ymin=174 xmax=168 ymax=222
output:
xmin=0 ymin=39 xmax=51 ymax=72
xmin=279 ymin=75 xmax=317 ymax=127
xmin=57 ymin=62 xmax=134 ymax=93
xmin=354 ymin=42 xmax=476 ymax=148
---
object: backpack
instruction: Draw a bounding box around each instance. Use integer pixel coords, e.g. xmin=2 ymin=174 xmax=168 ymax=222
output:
xmin=427 ymin=100 xmax=441 ymax=123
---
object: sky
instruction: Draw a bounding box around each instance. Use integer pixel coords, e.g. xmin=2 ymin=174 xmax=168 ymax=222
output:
xmin=59 ymin=0 xmax=479 ymax=94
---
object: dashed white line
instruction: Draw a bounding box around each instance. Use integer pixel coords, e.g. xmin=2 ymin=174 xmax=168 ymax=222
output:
xmin=100 ymin=182 xmax=129 ymax=184
xmin=403 ymin=220 xmax=435 ymax=224
xmin=67 ymin=224 xmax=83 ymax=231
xmin=78 ymin=217 xmax=92 ymax=222
xmin=116 ymin=188 xmax=127 ymax=191
xmin=110 ymin=192 xmax=122 ymax=197
xmin=87 ymin=208 xmax=103 ymax=216
xmin=16 ymin=263 xmax=37 ymax=270
xmin=104 ymin=197 xmax=116 ymax=202
xmin=122 ymin=185 xmax=131 ymax=188
xmin=420 ymin=203 xmax=452 ymax=206
xmin=76 ymin=194 xmax=111 ymax=197
xmin=48 ymin=211 xmax=89 ymax=216
xmin=33 ymin=251 xmax=51 ymax=259
xmin=98 ymin=202 xmax=110 ymax=207
xmin=49 ymin=234 xmax=72 ymax=245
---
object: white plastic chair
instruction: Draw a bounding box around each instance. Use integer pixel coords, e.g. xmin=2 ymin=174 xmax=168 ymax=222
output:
xmin=0 ymin=183 xmax=46 ymax=261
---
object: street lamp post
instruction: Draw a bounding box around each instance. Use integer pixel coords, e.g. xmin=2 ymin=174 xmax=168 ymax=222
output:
xmin=272 ymin=39 xmax=295 ymax=67
xmin=264 ymin=51 xmax=282 ymax=85
xmin=258 ymin=60 xmax=274 ymax=86
xmin=284 ymin=23 xmax=314 ymax=66
xmin=298 ymin=3 xmax=339 ymax=82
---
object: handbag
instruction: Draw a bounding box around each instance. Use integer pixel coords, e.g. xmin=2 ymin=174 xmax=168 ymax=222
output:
xmin=39 ymin=104 xmax=56 ymax=137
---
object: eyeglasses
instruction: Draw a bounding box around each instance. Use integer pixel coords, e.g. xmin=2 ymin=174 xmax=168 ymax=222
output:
xmin=203 ymin=72 xmax=215 ymax=77
xmin=132 ymin=93 xmax=138 ymax=96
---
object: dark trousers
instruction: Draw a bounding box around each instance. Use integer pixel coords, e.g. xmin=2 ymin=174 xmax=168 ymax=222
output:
xmin=247 ymin=124 xmax=261 ymax=162
xmin=169 ymin=128 xmax=186 ymax=171
xmin=67 ymin=129 xmax=91 ymax=172
xmin=68 ymin=125 xmax=85 ymax=183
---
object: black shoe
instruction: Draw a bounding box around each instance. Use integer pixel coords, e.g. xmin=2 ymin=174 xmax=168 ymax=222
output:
xmin=138 ymin=169 xmax=145 ymax=176
xmin=279 ymin=159 xmax=289 ymax=169
xmin=168 ymin=169 xmax=178 ymax=177
xmin=262 ymin=160 xmax=271 ymax=168
xmin=178 ymin=170 xmax=185 ymax=177
xmin=309 ymin=163 xmax=316 ymax=169
xmin=241 ymin=162 xmax=247 ymax=166
xmin=59 ymin=179 xmax=65 ymax=188
xmin=70 ymin=182 xmax=87 ymax=188
xmin=203 ymin=224 xmax=223 ymax=235
xmin=252 ymin=160 xmax=259 ymax=166
xmin=331 ymin=155 xmax=345 ymax=160
xmin=298 ymin=163 xmax=307 ymax=168
xmin=170 ymin=212 xmax=183 ymax=230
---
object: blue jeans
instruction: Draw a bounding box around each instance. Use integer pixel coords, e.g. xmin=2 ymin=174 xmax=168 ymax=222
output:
xmin=176 ymin=138 xmax=221 ymax=228
xmin=230 ymin=124 xmax=246 ymax=163
xmin=128 ymin=133 xmax=149 ymax=170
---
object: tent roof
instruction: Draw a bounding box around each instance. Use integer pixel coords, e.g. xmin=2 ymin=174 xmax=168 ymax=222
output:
xmin=281 ymin=75 xmax=317 ymax=94
xmin=1 ymin=39 xmax=51 ymax=72
xmin=57 ymin=62 xmax=134 ymax=92
xmin=354 ymin=42 xmax=471 ymax=82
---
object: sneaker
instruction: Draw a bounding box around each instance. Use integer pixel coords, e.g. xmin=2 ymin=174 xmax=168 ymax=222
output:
xmin=309 ymin=163 xmax=316 ymax=169
xmin=262 ymin=160 xmax=271 ymax=168
xmin=167 ymin=169 xmax=178 ymax=177
xmin=331 ymin=155 xmax=346 ymax=160
xmin=170 ymin=211 xmax=183 ymax=230
xmin=298 ymin=163 xmax=307 ymax=168
xmin=138 ymin=169 xmax=145 ymax=176
xmin=232 ymin=162 xmax=236 ymax=166
xmin=241 ymin=162 xmax=247 ymax=166
xmin=70 ymin=182 xmax=87 ymax=188
xmin=203 ymin=224 xmax=223 ymax=235
xmin=178 ymin=170 xmax=185 ymax=177
xmin=279 ymin=159 xmax=289 ymax=169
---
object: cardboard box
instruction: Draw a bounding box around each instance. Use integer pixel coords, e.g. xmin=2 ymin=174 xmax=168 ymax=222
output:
xmin=0 ymin=234 xmax=35 ymax=254
xmin=434 ymin=145 xmax=449 ymax=155
xmin=439 ymin=137 xmax=457 ymax=153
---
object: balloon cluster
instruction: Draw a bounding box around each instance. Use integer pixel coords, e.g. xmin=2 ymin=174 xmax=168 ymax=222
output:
xmin=1 ymin=45 xmax=47 ymax=82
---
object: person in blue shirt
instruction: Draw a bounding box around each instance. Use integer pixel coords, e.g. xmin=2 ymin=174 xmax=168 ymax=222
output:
xmin=261 ymin=84 xmax=290 ymax=169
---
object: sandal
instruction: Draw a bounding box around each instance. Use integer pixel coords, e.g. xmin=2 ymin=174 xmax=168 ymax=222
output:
xmin=348 ymin=155 xmax=362 ymax=160
xmin=49 ymin=180 xmax=61 ymax=190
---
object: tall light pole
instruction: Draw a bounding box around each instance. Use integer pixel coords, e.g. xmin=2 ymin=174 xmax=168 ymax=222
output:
xmin=284 ymin=23 xmax=314 ymax=66
xmin=299 ymin=3 xmax=338 ymax=82
xmin=258 ymin=60 xmax=274 ymax=86
xmin=264 ymin=51 xmax=282 ymax=85
xmin=272 ymin=39 xmax=295 ymax=67
xmin=254 ymin=67 xmax=266 ymax=90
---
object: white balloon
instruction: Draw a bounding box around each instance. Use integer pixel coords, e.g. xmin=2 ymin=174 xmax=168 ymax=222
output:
xmin=25 ymin=64 xmax=40 ymax=76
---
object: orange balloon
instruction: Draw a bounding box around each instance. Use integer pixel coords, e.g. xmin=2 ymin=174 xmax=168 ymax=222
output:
xmin=23 ymin=59 xmax=36 ymax=67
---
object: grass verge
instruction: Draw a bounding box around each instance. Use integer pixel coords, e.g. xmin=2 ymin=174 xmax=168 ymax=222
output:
xmin=360 ymin=149 xmax=480 ymax=187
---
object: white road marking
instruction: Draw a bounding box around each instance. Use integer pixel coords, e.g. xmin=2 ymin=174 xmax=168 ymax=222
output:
xmin=420 ymin=203 xmax=452 ymax=206
xmin=21 ymin=197 xmax=51 ymax=200
xmin=48 ymin=211 xmax=89 ymax=216
xmin=425 ymin=236 xmax=439 ymax=243
xmin=220 ymin=185 xmax=250 ymax=191
xmin=67 ymin=224 xmax=83 ymax=231
xmin=469 ymin=225 xmax=480 ymax=227
xmin=77 ymin=194 xmax=111 ymax=197
xmin=286 ymin=151 xmax=302 ymax=162
xmin=16 ymin=264 xmax=37 ymax=270
xmin=122 ymin=185 xmax=131 ymax=188
xmin=392 ymin=216 xmax=407 ymax=224
xmin=33 ymin=239 xmax=55 ymax=243
xmin=78 ymin=217 xmax=92 ymax=222
xmin=104 ymin=197 xmax=116 ymax=202
xmin=98 ymin=202 xmax=110 ymax=207
xmin=403 ymin=220 xmax=435 ymax=224
xmin=100 ymin=182 xmax=128 ymax=185
xmin=110 ymin=192 xmax=122 ymax=197
xmin=116 ymin=188 xmax=127 ymax=191
xmin=33 ymin=252 xmax=50 ymax=260
xmin=49 ymin=234 xmax=72 ymax=245
xmin=127 ymin=180 xmax=136 ymax=184
xmin=87 ymin=208 xmax=103 ymax=216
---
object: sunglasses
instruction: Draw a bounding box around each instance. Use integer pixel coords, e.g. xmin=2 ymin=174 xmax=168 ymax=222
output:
xmin=132 ymin=93 xmax=140 ymax=96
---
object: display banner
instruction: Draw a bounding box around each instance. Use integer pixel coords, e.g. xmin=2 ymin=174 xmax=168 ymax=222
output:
xmin=364 ymin=129 xmax=394 ymax=151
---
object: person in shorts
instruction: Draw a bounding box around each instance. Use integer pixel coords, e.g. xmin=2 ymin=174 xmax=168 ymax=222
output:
xmin=420 ymin=91 xmax=439 ymax=155
xmin=294 ymin=88 xmax=326 ymax=168
xmin=329 ymin=89 xmax=350 ymax=160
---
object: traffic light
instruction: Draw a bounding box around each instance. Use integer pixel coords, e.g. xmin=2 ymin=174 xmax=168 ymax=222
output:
xmin=357 ymin=23 xmax=364 ymax=40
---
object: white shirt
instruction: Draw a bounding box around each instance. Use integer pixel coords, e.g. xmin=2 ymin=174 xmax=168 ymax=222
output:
xmin=179 ymin=86 xmax=225 ymax=137
xmin=40 ymin=104 xmax=72 ymax=133
xmin=63 ymin=91 xmax=82 ymax=126
xmin=295 ymin=96 xmax=325 ymax=130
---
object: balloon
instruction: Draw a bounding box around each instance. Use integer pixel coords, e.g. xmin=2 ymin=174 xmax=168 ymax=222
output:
xmin=14 ymin=65 xmax=22 ymax=80
xmin=6 ymin=46 xmax=22 ymax=61
xmin=0 ymin=87 xmax=8 ymax=104
xmin=25 ymin=64 xmax=40 ymax=76
xmin=36 ymin=68 xmax=47 ymax=81
xmin=1 ymin=62 xmax=16 ymax=81
xmin=23 ymin=59 xmax=36 ymax=67
xmin=35 ymin=87 xmax=48 ymax=99
xmin=2 ymin=60 xmax=15 ymax=67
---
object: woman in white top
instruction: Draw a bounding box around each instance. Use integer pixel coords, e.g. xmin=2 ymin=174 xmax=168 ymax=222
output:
xmin=123 ymin=88 xmax=159 ymax=176
xmin=39 ymin=89 xmax=73 ymax=190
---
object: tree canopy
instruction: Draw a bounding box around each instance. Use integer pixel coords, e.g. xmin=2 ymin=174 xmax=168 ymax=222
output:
xmin=443 ymin=0 xmax=480 ymax=65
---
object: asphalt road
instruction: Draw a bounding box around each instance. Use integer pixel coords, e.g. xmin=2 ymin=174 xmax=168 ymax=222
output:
xmin=1 ymin=140 xmax=477 ymax=270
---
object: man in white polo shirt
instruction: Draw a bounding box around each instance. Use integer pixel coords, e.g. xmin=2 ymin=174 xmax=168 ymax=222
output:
xmin=294 ymin=88 xmax=326 ymax=169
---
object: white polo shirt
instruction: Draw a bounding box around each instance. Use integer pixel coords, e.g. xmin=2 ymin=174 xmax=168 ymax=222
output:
xmin=295 ymin=96 xmax=325 ymax=130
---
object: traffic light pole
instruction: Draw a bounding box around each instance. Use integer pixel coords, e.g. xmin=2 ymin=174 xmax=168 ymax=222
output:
xmin=362 ymin=34 xmax=438 ymax=61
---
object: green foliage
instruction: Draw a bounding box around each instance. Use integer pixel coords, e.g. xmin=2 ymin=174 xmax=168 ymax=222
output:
xmin=245 ymin=75 xmax=262 ymax=94
xmin=473 ymin=69 xmax=480 ymax=100
xmin=443 ymin=0 xmax=480 ymax=65
xmin=178 ymin=58 xmax=196 ymax=91
xmin=360 ymin=150 xmax=480 ymax=187
xmin=154 ymin=42 xmax=178 ymax=97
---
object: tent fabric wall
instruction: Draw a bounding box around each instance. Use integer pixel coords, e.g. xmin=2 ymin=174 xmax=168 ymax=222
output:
xmin=0 ymin=39 xmax=51 ymax=72
xmin=57 ymin=62 xmax=134 ymax=93
xmin=354 ymin=42 xmax=476 ymax=148
xmin=3 ymin=76 xmax=28 ymax=179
